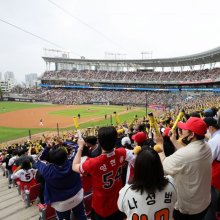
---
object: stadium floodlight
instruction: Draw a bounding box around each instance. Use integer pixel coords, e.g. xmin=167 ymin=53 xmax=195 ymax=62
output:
xmin=104 ymin=52 xmax=127 ymax=60
xmin=44 ymin=48 xmax=70 ymax=58
xmin=141 ymin=51 xmax=153 ymax=59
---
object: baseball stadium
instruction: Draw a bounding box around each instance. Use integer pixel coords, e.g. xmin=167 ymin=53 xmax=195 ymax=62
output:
xmin=1 ymin=0 xmax=220 ymax=218
xmin=1 ymin=47 xmax=220 ymax=143
xmin=1 ymin=46 xmax=220 ymax=220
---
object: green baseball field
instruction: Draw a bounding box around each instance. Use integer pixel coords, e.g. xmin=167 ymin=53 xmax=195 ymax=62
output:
xmin=0 ymin=101 xmax=148 ymax=143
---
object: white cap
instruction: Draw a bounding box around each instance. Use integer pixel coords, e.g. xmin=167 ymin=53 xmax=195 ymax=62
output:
xmin=121 ymin=137 xmax=131 ymax=146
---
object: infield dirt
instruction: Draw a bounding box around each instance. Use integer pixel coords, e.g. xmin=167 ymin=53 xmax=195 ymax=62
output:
xmin=0 ymin=105 xmax=106 ymax=128
xmin=0 ymin=105 xmax=144 ymax=129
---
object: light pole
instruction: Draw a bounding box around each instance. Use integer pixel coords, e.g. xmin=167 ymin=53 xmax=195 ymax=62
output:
xmin=145 ymin=92 xmax=148 ymax=116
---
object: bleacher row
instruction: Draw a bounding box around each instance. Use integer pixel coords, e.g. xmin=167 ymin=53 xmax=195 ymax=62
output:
xmin=0 ymin=168 xmax=39 ymax=220
xmin=0 ymin=166 xmax=56 ymax=220
xmin=0 ymin=166 xmax=92 ymax=220
xmin=41 ymin=68 xmax=220 ymax=82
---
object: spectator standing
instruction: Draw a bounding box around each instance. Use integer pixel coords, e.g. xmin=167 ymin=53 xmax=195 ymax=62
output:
xmin=117 ymin=147 xmax=177 ymax=220
xmin=84 ymin=136 xmax=101 ymax=158
xmin=36 ymin=146 xmax=87 ymax=220
xmin=2 ymin=148 xmax=13 ymax=188
xmin=203 ymin=117 xmax=220 ymax=220
xmin=11 ymin=159 xmax=37 ymax=191
xmin=73 ymin=126 xmax=136 ymax=220
xmin=14 ymin=149 xmax=35 ymax=168
xmin=157 ymin=117 xmax=212 ymax=220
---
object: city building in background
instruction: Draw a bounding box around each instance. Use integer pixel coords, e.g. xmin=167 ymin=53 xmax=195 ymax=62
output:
xmin=0 ymin=71 xmax=16 ymax=93
xmin=25 ymin=73 xmax=38 ymax=87
xmin=0 ymin=80 xmax=12 ymax=93
xmin=4 ymin=71 xmax=15 ymax=82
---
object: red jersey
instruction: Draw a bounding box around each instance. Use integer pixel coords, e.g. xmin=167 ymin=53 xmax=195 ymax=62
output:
xmin=80 ymin=148 xmax=134 ymax=217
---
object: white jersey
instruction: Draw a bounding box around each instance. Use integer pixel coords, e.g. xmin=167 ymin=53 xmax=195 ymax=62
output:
xmin=118 ymin=176 xmax=177 ymax=220
xmin=11 ymin=168 xmax=35 ymax=182
xmin=8 ymin=156 xmax=18 ymax=166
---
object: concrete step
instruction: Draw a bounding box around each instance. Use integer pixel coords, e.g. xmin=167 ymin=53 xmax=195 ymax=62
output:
xmin=0 ymin=169 xmax=40 ymax=220
xmin=4 ymin=205 xmax=40 ymax=220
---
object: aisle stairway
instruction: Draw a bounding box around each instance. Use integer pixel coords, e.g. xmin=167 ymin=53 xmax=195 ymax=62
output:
xmin=0 ymin=170 xmax=39 ymax=220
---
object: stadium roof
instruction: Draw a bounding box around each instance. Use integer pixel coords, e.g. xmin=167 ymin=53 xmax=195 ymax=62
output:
xmin=43 ymin=46 xmax=220 ymax=68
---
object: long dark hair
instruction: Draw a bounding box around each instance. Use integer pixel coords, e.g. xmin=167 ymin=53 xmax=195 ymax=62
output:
xmin=131 ymin=146 xmax=168 ymax=194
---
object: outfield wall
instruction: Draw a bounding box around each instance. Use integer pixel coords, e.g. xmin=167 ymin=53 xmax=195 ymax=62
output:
xmin=2 ymin=97 xmax=48 ymax=103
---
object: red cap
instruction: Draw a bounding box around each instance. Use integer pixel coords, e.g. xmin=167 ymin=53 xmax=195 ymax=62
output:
xmin=177 ymin=117 xmax=207 ymax=136
xmin=132 ymin=132 xmax=147 ymax=144
xmin=163 ymin=127 xmax=171 ymax=137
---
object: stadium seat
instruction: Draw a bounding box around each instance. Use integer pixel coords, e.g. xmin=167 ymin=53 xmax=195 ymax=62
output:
xmin=24 ymin=183 xmax=40 ymax=207
xmin=84 ymin=192 xmax=92 ymax=218
xmin=19 ymin=178 xmax=37 ymax=191
xmin=38 ymin=203 xmax=56 ymax=220
xmin=81 ymin=174 xmax=92 ymax=217
xmin=37 ymin=193 xmax=92 ymax=219
xmin=17 ymin=181 xmax=21 ymax=195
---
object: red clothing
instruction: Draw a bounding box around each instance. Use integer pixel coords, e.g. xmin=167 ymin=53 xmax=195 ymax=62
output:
xmin=12 ymin=168 xmax=37 ymax=191
xmin=20 ymin=178 xmax=37 ymax=191
xmin=81 ymin=175 xmax=92 ymax=194
xmin=80 ymin=148 xmax=130 ymax=217
xmin=12 ymin=165 xmax=17 ymax=172
xmin=212 ymin=160 xmax=220 ymax=190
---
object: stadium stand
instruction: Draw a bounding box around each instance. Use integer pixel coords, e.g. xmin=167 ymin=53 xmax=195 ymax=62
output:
xmin=0 ymin=169 xmax=40 ymax=220
xmin=41 ymin=68 xmax=220 ymax=82
xmin=1 ymin=46 xmax=220 ymax=220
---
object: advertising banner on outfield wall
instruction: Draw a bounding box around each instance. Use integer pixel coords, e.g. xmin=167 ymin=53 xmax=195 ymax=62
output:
xmin=148 ymin=104 xmax=166 ymax=110
xmin=2 ymin=97 xmax=46 ymax=103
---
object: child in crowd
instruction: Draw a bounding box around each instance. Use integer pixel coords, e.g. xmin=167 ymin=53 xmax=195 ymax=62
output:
xmin=11 ymin=159 xmax=37 ymax=191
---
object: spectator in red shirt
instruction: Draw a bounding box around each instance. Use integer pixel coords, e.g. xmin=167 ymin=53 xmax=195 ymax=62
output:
xmin=72 ymin=126 xmax=136 ymax=220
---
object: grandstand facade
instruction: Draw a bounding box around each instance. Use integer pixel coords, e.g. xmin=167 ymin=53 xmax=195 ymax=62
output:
xmin=8 ymin=47 xmax=220 ymax=108
xmin=40 ymin=47 xmax=220 ymax=92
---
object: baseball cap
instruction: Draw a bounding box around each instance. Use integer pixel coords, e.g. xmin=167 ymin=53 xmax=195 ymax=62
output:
xmin=131 ymin=131 xmax=147 ymax=144
xmin=177 ymin=117 xmax=207 ymax=136
xmin=163 ymin=127 xmax=171 ymax=137
xmin=121 ymin=137 xmax=131 ymax=146
xmin=204 ymin=117 xmax=220 ymax=129
xmin=204 ymin=109 xmax=213 ymax=117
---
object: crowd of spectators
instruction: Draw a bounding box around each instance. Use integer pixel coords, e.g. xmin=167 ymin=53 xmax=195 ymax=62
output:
xmin=17 ymin=88 xmax=220 ymax=111
xmin=25 ymin=89 xmax=182 ymax=106
xmin=41 ymin=68 xmax=220 ymax=82
xmin=1 ymin=101 xmax=220 ymax=219
xmin=2 ymin=66 xmax=220 ymax=219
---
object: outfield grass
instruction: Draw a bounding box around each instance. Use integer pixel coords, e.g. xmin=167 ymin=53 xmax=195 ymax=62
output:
xmin=0 ymin=127 xmax=52 ymax=143
xmin=78 ymin=108 xmax=147 ymax=128
xmin=0 ymin=101 xmax=51 ymax=114
xmin=49 ymin=105 xmax=127 ymax=117
xmin=0 ymin=102 xmax=148 ymax=143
